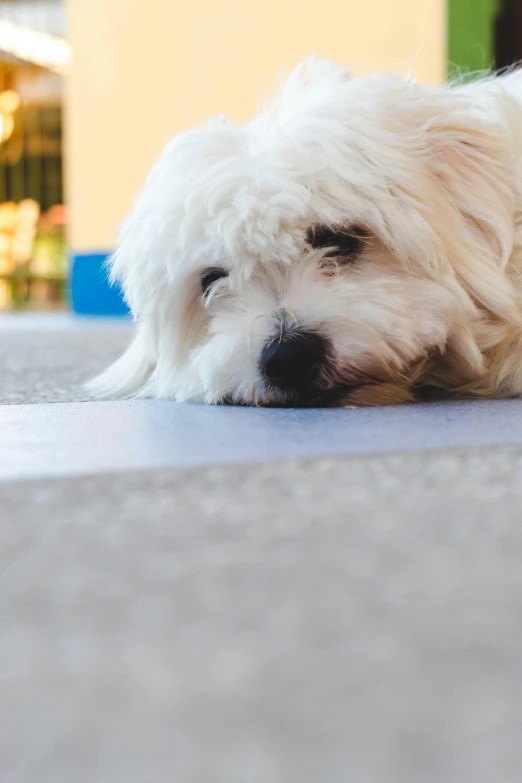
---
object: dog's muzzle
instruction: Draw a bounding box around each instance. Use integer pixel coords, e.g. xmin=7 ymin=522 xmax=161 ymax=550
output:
xmin=260 ymin=330 xmax=326 ymax=395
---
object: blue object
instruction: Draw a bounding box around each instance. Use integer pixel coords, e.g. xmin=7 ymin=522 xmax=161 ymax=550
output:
xmin=69 ymin=252 xmax=130 ymax=317
xmin=3 ymin=398 xmax=522 ymax=481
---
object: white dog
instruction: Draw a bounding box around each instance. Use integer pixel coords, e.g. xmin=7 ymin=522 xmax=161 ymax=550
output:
xmin=89 ymin=57 xmax=522 ymax=407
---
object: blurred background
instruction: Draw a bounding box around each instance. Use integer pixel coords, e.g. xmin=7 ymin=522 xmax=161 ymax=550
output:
xmin=0 ymin=0 xmax=520 ymax=315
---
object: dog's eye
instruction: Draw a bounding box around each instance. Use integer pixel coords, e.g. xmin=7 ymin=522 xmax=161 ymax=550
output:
xmin=201 ymin=267 xmax=228 ymax=296
xmin=307 ymin=224 xmax=367 ymax=260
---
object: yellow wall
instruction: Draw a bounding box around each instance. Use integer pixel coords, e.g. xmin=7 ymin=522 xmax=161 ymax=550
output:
xmin=65 ymin=0 xmax=446 ymax=251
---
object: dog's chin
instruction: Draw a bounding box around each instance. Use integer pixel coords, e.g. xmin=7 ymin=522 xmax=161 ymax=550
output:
xmin=221 ymin=381 xmax=419 ymax=408
xmin=221 ymin=384 xmax=412 ymax=408
xmin=270 ymin=382 xmax=418 ymax=408
xmin=220 ymin=353 xmax=441 ymax=408
xmin=257 ymin=386 xmax=354 ymax=408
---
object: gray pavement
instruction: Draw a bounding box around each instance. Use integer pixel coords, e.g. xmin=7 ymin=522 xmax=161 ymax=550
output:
xmin=2 ymin=314 xmax=522 ymax=782
xmin=0 ymin=313 xmax=131 ymax=404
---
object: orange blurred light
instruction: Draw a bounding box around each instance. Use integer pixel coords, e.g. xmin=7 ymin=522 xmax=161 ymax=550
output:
xmin=0 ymin=90 xmax=20 ymax=114
xmin=0 ymin=110 xmax=14 ymax=143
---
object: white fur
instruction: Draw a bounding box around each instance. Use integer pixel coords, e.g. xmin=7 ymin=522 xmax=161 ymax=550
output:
xmin=88 ymin=57 xmax=522 ymax=406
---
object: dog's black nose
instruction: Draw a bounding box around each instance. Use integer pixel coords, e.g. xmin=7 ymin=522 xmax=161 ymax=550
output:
xmin=261 ymin=331 xmax=326 ymax=391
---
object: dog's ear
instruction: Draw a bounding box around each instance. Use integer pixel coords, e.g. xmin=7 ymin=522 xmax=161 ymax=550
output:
xmin=408 ymin=90 xmax=520 ymax=326
xmin=380 ymin=83 xmax=522 ymax=392
xmin=109 ymin=112 xmax=242 ymax=317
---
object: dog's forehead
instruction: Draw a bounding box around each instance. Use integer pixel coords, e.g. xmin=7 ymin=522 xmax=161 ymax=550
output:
xmin=172 ymin=84 xmax=404 ymax=267
xmin=177 ymin=146 xmax=312 ymax=265
xmin=203 ymin=203 xmax=305 ymax=270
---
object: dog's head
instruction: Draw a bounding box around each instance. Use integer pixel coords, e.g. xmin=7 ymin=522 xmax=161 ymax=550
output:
xmin=103 ymin=57 xmax=521 ymax=405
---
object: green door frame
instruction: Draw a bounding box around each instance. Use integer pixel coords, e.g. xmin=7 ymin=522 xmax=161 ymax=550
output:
xmin=448 ymin=0 xmax=500 ymax=77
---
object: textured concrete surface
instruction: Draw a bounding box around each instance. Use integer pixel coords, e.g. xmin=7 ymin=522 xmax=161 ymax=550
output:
xmin=0 ymin=314 xmax=131 ymax=404
xmin=3 ymin=449 xmax=522 ymax=783
xmin=3 ymin=314 xmax=522 ymax=782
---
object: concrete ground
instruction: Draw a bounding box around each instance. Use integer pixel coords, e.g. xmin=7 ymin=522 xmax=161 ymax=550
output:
xmin=3 ymin=314 xmax=522 ymax=782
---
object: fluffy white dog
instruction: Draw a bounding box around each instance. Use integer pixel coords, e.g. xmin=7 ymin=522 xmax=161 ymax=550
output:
xmin=89 ymin=57 xmax=522 ymax=407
